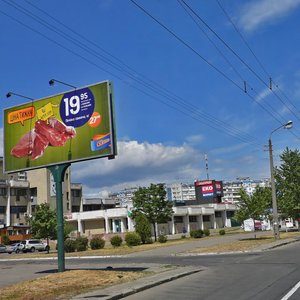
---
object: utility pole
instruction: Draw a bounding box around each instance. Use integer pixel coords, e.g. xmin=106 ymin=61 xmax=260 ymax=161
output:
xmin=268 ymin=138 xmax=280 ymax=240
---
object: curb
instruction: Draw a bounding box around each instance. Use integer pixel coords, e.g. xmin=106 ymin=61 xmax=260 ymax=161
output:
xmin=72 ymin=266 xmax=204 ymax=300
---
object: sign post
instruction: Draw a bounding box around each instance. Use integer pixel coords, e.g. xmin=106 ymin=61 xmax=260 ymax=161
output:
xmin=3 ymin=80 xmax=117 ymax=272
xmin=48 ymin=164 xmax=70 ymax=272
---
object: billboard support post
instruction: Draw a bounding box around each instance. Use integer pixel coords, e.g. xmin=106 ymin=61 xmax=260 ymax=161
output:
xmin=48 ymin=163 xmax=70 ymax=272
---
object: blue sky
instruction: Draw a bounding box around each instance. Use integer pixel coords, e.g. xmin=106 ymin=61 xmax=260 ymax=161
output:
xmin=1 ymin=0 xmax=300 ymax=196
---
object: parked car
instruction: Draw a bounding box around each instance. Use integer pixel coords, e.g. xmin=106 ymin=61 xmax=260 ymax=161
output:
xmin=0 ymin=244 xmax=6 ymax=253
xmin=21 ymin=239 xmax=50 ymax=253
xmin=6 ymin=242 xmax=24 ymax=254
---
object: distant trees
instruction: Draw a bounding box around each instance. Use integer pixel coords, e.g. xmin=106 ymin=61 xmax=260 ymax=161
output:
xmin=275 ymin=148 xmax=300 ymax=220
xmin=235 ymin=187 xmax=272 ymax=224
xmin=132 ymin=183 xmax=173 ymax=241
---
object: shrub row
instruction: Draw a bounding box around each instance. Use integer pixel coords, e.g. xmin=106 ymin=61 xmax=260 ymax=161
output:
xmin=63 ymin=228 xmax=226 ymax=252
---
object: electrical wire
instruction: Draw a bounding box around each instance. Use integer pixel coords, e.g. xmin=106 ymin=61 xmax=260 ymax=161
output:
xmin=180 ymin=0 xmax=300 ymax=124
xmin=0 ymin=0 xmax=263 ymax=148
xmin=177 ymin=0 xmax=287 ymax=125
xmin=129 ymin=0 xmax=292 ymax=128
xmin=216 ymin=0 xmax=300 ymax=117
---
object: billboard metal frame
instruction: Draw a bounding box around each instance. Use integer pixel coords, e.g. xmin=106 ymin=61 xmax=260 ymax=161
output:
xmin=3 ymin=80 xmax=117 ymax=173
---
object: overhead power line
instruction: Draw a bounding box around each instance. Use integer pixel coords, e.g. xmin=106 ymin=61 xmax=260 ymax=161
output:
xmin=179 ymin=0 xmax=300 ymax=124
xmin=177 ymin=0 xmax=287 ymax=125
xmin=3 ymin=0 xmax=284 ymax=148
xmin=216 ymin=0 xmax=300 ymax=117
xmin=0 ymin=0 xmax=262 ymax=147
xmin=129 ymin=0 xmax=294 ymax=128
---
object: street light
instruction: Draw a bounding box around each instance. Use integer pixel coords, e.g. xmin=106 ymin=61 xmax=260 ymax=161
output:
xmin=49 ymin=78 xmax=76 ymax=89
xmin=269 ymin=120 xmax=293 ymax=240
xmin=6 ymin=92 xmax=34 ymax=101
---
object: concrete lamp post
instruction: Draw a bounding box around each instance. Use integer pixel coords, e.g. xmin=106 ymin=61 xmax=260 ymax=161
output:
xmin=269 ymin=120 xmax=293 ymax=240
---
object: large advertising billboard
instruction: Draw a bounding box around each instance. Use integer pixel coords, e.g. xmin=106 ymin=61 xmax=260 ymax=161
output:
xmin=195 ymin=180 xmax=223 ymax=204
xmin=4 ymin=81 xmax=116 ymax=173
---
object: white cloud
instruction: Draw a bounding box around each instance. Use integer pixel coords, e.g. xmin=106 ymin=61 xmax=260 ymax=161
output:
xmin=239 ymin=0 xmax=300 ymax=32
xmin=255 ymin=87 xmax=272 ymax=102
xmin=185 ymin=134 xmax=205 ymax=145
xmin=71 ymin=140 xmax=203 ymax=196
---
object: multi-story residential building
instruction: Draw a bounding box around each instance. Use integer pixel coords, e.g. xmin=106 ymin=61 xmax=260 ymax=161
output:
xmin=222 ymin=178 xmax=270 ymax=204
xmin=70 ymin=183 xmax=83 ymax=212
xmin=0 ymin=160 xmax=30 ymax=228
xmin=26 ymin=167 xmax=72 ymax=213
xmin=169 ymin=183 xmax=196 ymax=201
xmin=0 ymin=158 xmax=78 ymax=229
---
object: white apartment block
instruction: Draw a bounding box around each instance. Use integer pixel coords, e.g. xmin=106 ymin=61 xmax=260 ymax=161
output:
xmin=222 ymin=178 xmax=270 ymax=204
xmin=169 ymin=183 xmax=196 ymax=201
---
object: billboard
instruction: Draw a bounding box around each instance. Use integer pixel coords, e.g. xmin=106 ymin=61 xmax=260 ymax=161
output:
xmin=195 ymin=180 xmax=223 ymax=204
xmin=4 ymin=81 xmax=116 ymax=173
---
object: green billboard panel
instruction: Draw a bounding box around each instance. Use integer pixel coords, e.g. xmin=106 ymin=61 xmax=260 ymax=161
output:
xmin=4 ymin=81 xmax=117 ymax=173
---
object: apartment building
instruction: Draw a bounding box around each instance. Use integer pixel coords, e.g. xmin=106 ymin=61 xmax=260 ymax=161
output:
xmin=0 ymin=158 xmax=79 ymax=229
xmin=168 ymin=183 xmax=196 ymax=201
xmin=222 ymin=178 xmax=270 ymax=204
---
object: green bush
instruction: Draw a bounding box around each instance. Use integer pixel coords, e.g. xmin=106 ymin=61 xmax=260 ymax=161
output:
xmin=158 ymin=234 xmax=167 ymax=243
xmin=125 ymin=232 xmax=141 ymax=247
xmin=1 ymin=235 xmax=10 ymax=245
xmin=190 ymin=229 xmax=203 ymax=238
xmin=181 ymin=235 xmax=186 ymax=239
xmin=64 ymin=239 xmax=76 ymax=253
xmin=75 ymin=236 xmax=88 ymax=252
xmin=134 ymin=213 xmax=152 ymax=244
xmin=203 ymin=229 xmax=210 ymax=236
xmin=90 ymin=237 xmax=105 ymax=250
xmin=110 ymin=235 xmax=123 ymax=247
xmin=219 ymin=229 xmax=226 ymax=235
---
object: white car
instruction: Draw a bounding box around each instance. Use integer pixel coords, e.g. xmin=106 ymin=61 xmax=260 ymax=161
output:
xmin=6 ymin=243 xmax=24 ymax=254
xmin=21 ymin=239 xmax=50 ymax=253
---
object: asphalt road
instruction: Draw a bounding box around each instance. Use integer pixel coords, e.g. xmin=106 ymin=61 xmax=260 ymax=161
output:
xmin=121 ymin=242 xmax=300 ymax=300
xmin=1 ymin=234 xmax=300 ymax=299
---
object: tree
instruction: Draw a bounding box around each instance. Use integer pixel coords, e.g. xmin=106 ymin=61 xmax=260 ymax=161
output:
xmin=28 ymin=203 xmax=56 ymax=252
xmin=28 ymin=203 xmax=73 ymax=252
xmin=132 ymin=183 xmax=173 ymax=241
xmin=235 ymin=187 xmax=272 ymax=227
xmin=134 ymin=213 xmax=152 ymax=244
xmin=275 ymin=148 xmax=300 ymax=220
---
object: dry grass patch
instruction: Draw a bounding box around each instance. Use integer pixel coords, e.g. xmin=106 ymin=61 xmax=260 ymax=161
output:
xmin=189 ymin=237 xmax=274 ymax=253
xmin=188 ymin=231 xmax=300 ymax=254
xmin=0 ymin=269 xmax=146 ymax=300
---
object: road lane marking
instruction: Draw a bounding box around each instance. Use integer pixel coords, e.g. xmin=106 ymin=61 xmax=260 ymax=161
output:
xmin=281 ymin=281 xmax=300 ymax=300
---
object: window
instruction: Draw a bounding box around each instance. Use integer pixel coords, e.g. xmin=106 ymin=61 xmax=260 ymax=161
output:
xmin=10 ymin=206 xmax=27 ymax=214
xmin=215 ymin=211 xmax=222 ymax=218
xmin=0 ymin=188 xmax=7 ymax=196
xmin=174 ymin=216 xmax=183 ymax=223
xmin=30 ymin=188 xmax=37 ymax=197
xmin=189 ymin=216 xmax=197 ymax=222
xmin=11 ymin=189 xmax=27 ymax=197
xmin=71 ymin=189 xmax=81 ymax=197
xmin=203 ymin=215 xmax=210 ymax=222
xmin=0 ymin=206 xmax=5 ymax=213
